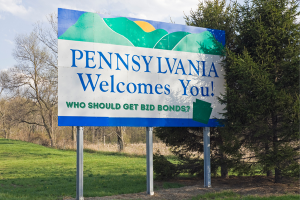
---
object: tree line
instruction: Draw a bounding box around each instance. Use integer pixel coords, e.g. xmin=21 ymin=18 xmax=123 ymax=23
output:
xmin=155 ymin=0 xmax=299 ymax=183
xmin=0 ymin=96 xmax=157 ymax=147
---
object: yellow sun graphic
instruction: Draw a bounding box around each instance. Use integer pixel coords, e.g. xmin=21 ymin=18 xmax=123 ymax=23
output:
xmin=134 ymin=21 xmax=156 ymax=32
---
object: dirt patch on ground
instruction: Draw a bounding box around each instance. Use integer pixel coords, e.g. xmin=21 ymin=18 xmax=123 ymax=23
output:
xmin=66 ymin=176 xmax=299 ymax=200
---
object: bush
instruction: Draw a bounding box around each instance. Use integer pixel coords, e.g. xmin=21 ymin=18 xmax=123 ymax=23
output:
xmin=153 ymin=151 xmax=179 ymax=180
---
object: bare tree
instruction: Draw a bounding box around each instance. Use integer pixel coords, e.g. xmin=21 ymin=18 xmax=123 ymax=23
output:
xmin=0 ymin=98 xmax=18 ymax=139
xmin=34 ymin=13 xmax=58 ymax=68
xmin=0 ymin=14 xmax=58 ymax=146
xmin=71 ymin=126 xmax=76 ymax=148
xmin=116 ymin=126 xmax=126 ymax=151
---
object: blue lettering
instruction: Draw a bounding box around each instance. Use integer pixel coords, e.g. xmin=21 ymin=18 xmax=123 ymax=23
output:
xmin=77 ymin=73 xmax=101 ymax=91
xmin=201 ymin=61 xmax=206 ymax=76
xmin=190 ymin=86 xmax=199 ymax=96
xmin=188 ymin=60 xmax=200 ymax=76
xmin=84 ymin=50 xmax=96 ymax=68
xmin=71 ymin=49 xmax=83 ymax=67
xmin=155 ymin=84 xmax=163 ymax=94
xmin=165 ymin=58 xmax=177 ymax=73
xmin=179 ymin=79 xmax=191 ymax=96
xmin=99 ymin=81 xmax=109 ymax=92
xmin=138 ymin=83 xmax=153 ymax=94
xmin=201 ymin=87 xmax=209 ymax=96
xmin=157 ymin=57 xmax=167 ymax=74
xmin=208 ymin=62 xmax=219 ymax=77
xmin=127 ymin=82 xmax=137 ymax=93
xmin=164 ymin=84 xmax=170 ymax=95
xmin=175 ymin=59 xmax=186 ymax=75
xmin=115 ymin=53 xmax=129 ymax=70
xmin=110 ymin=75 xmax=115 ymax=93
xmin=132 ymin=55 xmax=140 ymax=72
xmin=98 ymin=52 xmax=112 ymax=69
xmin=142 ymin=56 xmax=153 ymax=72
xmin=117 ymin=82 xmax=125 ymax=93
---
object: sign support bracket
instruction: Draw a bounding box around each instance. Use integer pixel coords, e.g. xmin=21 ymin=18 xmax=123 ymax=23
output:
xmin=76 ymin=126 xmax=84 ymax=200
xmin=146 ymin=127 xmax=154 ymax=195
xmin=204 ymin=127 xmax=211 ymax=187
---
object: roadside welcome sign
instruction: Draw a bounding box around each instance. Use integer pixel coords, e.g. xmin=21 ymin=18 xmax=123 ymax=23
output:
xmin=57 ymin=8 xmax=226 ymax=127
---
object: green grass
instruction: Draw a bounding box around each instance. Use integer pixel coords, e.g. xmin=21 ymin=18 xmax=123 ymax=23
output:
xmin=163 ymin=156 xmax=266 ymax=178
xmin=0 ymin=139 xmax=298 ymax=200
xmin=190 ymin=191 xmax=300 ymax=200
xmin=0 ymin=138 xmax=151 ymax=199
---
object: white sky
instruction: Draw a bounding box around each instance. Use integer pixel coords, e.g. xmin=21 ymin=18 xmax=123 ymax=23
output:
xmin=0 ymin=0 xmax=298 ymax=71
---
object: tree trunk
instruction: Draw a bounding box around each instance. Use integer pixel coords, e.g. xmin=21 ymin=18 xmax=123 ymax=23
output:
xmin=7 ymin=128 xmax=10 ymax=139
xmin=50 ymin=138 xmax=54 ymax=147
xmin=217 ymin=128 xmax=228 ymax=179
xmin=116 ymin=126 xmax=124 ymax=152
xmin=92 ymin=127 xmax=95 ymax=143
xmin=221 ymin=166 xmax=228 ymax=178
xmin=118 ymin=136 xmax=123 ymax=152
xmin=220 ymin=149 xmax=229 ymax=178
xmin=28 ymin=125 xmax=35 ymax=142
xmin=51 ymin=109 xmax=57 ymax=147
xmin=72 ymin=126 xmax=76 ymax=148
xmin=28 ymin=127 xmax=31 ymax=142
xmin=3 ymin=115 xmax=6 ymax=139
xmin=275 ymin=168 xmax=281 ymax=183
xmin=221 ymin=159 xmax=228 ymax=178
xmin=272 ymin=113 xmax=281 ymax=183
xmin=265 ymin=142 xmax=273 ymax=177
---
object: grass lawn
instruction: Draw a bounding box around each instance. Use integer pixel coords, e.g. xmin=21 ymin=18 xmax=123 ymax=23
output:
xmin=190 ymin=191 xmax=300 ymax=200
xmin=0 ymin=139 xmax=298 ymax=200
xmin=0 ymin=138 xmax=148 ymax=199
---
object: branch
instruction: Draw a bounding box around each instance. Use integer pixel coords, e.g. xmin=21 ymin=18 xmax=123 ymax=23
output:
xmin=21 ymin=120 xmax=44 ymax=126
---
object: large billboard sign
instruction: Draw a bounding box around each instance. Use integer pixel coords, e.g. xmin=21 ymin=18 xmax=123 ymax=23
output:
xmin=58 ymin=8 xmax=226 ymax=127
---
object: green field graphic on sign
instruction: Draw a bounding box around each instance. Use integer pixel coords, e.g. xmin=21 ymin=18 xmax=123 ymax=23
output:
xmin=103 ymin=17 xmax=168 ymax=48
xmin=58 ymin=12 xmax=224 ymax=55
xmin=58 ymin=13 xmax=133 ymax=46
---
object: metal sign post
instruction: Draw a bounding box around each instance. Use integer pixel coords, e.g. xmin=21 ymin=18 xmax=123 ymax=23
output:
xmin=146 ymin=127 xmax=154 ymax=195
xmin=76 ymin=126 xmax=84 ymax=200
xmin=203 ymin=127 xmax=211 ymax=187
